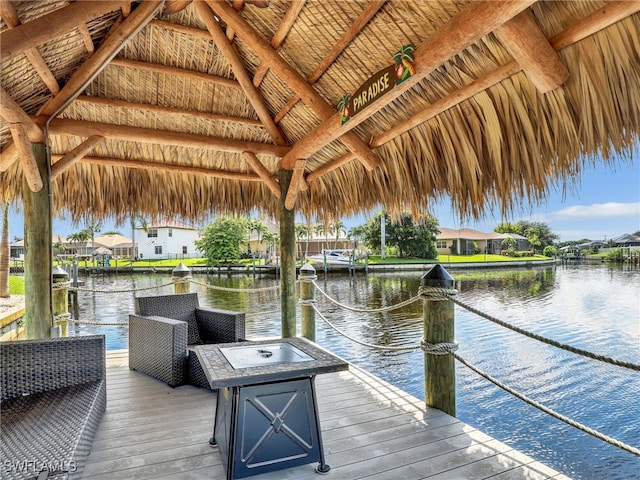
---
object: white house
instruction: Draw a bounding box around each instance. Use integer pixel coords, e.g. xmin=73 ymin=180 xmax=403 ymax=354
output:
xmin=135 ymin=221 xmax=201 ymax=259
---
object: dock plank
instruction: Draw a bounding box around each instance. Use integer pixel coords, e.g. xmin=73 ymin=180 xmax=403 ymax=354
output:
xmin=83 ymin=351 xmax=571 ymax=480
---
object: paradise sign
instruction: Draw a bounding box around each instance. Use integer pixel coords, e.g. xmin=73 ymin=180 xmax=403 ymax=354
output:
xmin=338 ymin=44 xmax=415 ymax=125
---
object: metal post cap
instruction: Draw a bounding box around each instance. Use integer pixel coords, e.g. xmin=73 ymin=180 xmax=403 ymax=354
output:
xmin=299 ymin=263 xmax=316 ymax=276
xmin=52 ymin=265 xmax=69 ymax=279
xmin=172 ymin=262 xmax=191 ymax=277
xmin=420 ymin=264 xmax=454 ymax=287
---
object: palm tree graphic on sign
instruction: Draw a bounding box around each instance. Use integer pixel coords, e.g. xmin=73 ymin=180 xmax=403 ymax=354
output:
xmin=393 ymin=44 xmax=415 ymax=84
xmin=338 ymin=93 xmax=351 ymax=125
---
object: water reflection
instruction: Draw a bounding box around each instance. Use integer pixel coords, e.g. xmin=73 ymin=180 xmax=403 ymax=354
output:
xmin=72 ymin=264 xmax=639 ymax=480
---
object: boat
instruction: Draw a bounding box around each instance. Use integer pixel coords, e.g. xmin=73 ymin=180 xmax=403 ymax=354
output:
xmin=306 ymin=249 xmax=354 ymax=265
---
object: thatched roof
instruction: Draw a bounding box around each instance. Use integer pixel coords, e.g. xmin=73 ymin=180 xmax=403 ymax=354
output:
xmin=1 ymin=1 xmax=639 ymax=226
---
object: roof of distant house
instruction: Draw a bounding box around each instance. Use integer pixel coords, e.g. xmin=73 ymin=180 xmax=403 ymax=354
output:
xmin=137 ymin=220 xmax=198 ymax=231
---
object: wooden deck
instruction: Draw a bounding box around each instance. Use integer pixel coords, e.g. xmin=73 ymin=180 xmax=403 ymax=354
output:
xmin=84 ymin=350 xmax=571 ymax=480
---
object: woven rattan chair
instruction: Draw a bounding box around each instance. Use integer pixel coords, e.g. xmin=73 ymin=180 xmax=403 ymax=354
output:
xmin=1 ymin=335 xmax=106 ymax=480
xmin=128 ymin=292 xmax=245 ymax=388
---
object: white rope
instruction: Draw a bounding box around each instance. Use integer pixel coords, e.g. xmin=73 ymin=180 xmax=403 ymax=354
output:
xmin=313 ymin=280 xmax=422 ymax=313
xmin=310 ymin=302 xmax=420 ymax=351
xmin=70 ymin=281 xmax=175 ymax=293
xmin=190 ymin=279 xmax=281 ymax=293
xmin=454 ymin=352 xmax=640 ymax=457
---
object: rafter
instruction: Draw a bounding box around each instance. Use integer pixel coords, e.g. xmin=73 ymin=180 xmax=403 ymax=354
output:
xmin=50 ymin=136 xmax=105 ymax=179
xmin=207 ymin=0 xmax=380 ymax=173
xmin=77 ymin=23 xmax=96 ymax=55
xmin=37 ymin=117 xmax=290 ymax=157
xmin=243 ymin=152 xmax=281 ymax=198
xmin=284 ymin=159 xmax=306 ymax=210
xmin=252 ymin=0 xmax=306 ymax=87
xmin=0 ymin=1 xmax=130 ymax=61
xmin=0 ymin=0 xmax=60 ymax=94
xmin=1 ymin=1 xmax=163 ymax=171
xmin=282 ymin=0 xmax=536 ymax=167
xmin=194 ymin=2 xmax=288 ymax=146
xmin=52 ymin=155 xmax=265 ymax=182
xmin=9 ymin=123 xmax=43 ymax=192
xmin=306 ymin=0 xmax=640 ymax=184
xmin=495 ymin=10 xmax=568 ymax=93
xmin=109 ymin=57 xmax=242 ymax=90
xmin=274 ymin=0 xmax=386 ymax=123
xmin=0 ymin=88 xmax=45 ymax=142
xmin=75 ymin=95 xmax=264 ymax=128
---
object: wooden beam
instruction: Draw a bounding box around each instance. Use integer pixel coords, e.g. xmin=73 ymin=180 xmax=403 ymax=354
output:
xmin=39 ymin=1 xmax=163 ymax=118
xmin=50 ymin=136 xmax=105 ymax=179
xmin=51 ymin=154 xmax=265 ymax=182
xmin=225 ymin=0 xmax=244 ymax=43
xmin=150 ymin=19 xmax=214 ymax=41
xmin=243 ymin=152 xmax=281 ymax=198
xmin=77 ymin=23 xmax=95 ymax=54
xmin=307 ymin=1 xmax=640 ymax=183
xmin=9 ymin=123 xmax=43 ymax=192
xmin=281 ymin=0 xmax=536 ymax=165
xmin=207 ymin=0 xmax=380 ymax=171
xmin=38 ymin=117 xmax=290 ymax=157
xmin=194 ymin=2 xmax=288 ymax=146
xmin=0 ymin=1 xmax=130 ymax=61
xmin=284 ymin=159 xmax=306 ymax=210
xmin=252 ymin=0 xmax=306 ymax=87
xmin=0 ymin=144 xmax=18 ymax=172
xmin=274 ymin=0 xmax=386 ymax=120
xmin=0 ymin=88 xmax=45 ymax=142
xmin=165 ymin=0 xmax=193 ymax=14
xmin=75 ymin=95 xmax=264 ymax=127
xmin=495 ymin=10 xmax=568 ymax=93
xmin=550 ymin=1 xmax=640 ymax=50
xmin=0 ymin=0 xmax=60 ymax=94
xmin=109 ymin=57 xmax=242 ymax=90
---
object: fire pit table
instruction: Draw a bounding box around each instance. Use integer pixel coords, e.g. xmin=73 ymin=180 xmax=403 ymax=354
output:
xmin=194 ymin=337 xmax=349 ymax=480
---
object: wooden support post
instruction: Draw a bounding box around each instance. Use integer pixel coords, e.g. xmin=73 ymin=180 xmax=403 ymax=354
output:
xmin=172 ymin=262 xmax=192 ymax=294
xmin=279 ymin=169 xmax=297 ymax=338
xmin=299 ymin=263 xmax=317 ymax=342
xmin=23 ymin=142 xmax=52 ymax=339
xmin=52 ymin=266 xmax=69 ymax=337
xmin=420 ymin=265 xmax=457 ymax=417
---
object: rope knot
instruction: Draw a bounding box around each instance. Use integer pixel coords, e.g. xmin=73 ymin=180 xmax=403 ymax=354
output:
xmin=420 ymin=340 xmax=459 ymax=355
xmin=299 ymin=298 xmax=317 ymax=306
xmin=418 ymin=285 xmax=457 ymax=301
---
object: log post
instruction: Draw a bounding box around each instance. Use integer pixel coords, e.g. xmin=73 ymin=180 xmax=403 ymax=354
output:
xmin=23 ymin=142 xmax=52 ymax=339
xmin=52 ymin=265 xmax=69 ymax=337
xmin=172 ymin=262 xmax=191 ymax=293
xmin=279 ymin=169 xmax=297 ymax=338
xmin=420 ymin=264 xmax=457 ymax=416
xmin=299 ymin=263 xmax=317 ymax=341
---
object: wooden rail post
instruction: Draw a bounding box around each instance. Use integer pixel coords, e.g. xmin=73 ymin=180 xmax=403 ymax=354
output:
xmin=299 ymin=263 xmax=317 ymax=342
xmin=52 ymin=265 xmax=69 ymax=337
xmin=279 ymin=169 xmax=297 ymax=338
xmin=420 ymin=264 xmax=457 ymax=416
xmin=172 ymin=262 xmax=191 ymax=294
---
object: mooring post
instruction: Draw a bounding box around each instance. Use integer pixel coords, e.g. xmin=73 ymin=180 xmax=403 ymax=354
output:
xmin=299 ymin=263 xmax=317 ymax=342
xmin=52 ymin=266 xmax=69 ymax=337
xmin=420 ymin=264 xmax=457 ymax=416
xmin=172 ymin=262 xmax=192 ymax=293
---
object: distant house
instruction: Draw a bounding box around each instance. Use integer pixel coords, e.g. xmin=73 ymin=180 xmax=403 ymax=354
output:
xmin=92 ymin=233 xmax=136 ymax=258
xmin=135 ymin=221 xmax=200 ymax=259
xmin=436 ymin=227 xmax=531 ymax=255
xmin=612 ymin=233 xmax=640 ymax=247
xmin=11 ymin=233 xmax=67 ymax=260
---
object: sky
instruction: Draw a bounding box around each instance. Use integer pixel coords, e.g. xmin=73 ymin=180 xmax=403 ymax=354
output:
xmin=7 ymin=147 xmax=640 ymax=243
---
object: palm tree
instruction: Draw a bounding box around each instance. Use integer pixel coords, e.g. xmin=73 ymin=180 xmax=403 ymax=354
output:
xmin=83 ymin=221 xmax=102 ymax=266
xmin=1 ymin=203 xmax=9 ymax=298
xmin=130 ymin=215 xmax=147 ymax=262
xmin=295 ymin=223 xmax=309 ymax=260
xmin=262 ymin=231 xmax=279 ymax=263
xmin=248 ymin=218 xmax=268 ymax=259
xmin=315 ymin=222 xmax=327 ymax=251
xmin=67 ymin=230 xmax=90 ymax=255
xmin=332 ymin=220 xmax=346 ymax=249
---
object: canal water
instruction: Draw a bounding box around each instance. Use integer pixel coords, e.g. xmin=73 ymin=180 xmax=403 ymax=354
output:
xmin=73 ymin=263 xmax=639 ymax=480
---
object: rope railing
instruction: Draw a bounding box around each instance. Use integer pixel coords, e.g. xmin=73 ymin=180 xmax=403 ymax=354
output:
xmin=68 ymin=281 xmax=175 ymax=294
xmin=313 ymin=280 xmax=422 ymax=313
xmin=190 ymin=279 xmax=281 ymax=293
xmin=310 ymin=283 xmax=640 ymax=457
xmin=453 ymin=352 xmax=640 ymax=457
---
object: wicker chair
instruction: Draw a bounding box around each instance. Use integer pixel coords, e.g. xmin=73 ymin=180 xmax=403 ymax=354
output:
xmin=128 ymin=292 xmax=245 ymax=388
xmin=1 ymin=335 xmax=107 ymax=480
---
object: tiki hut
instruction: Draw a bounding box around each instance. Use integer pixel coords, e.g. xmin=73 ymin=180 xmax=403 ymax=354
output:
xmin=1 ymin=1 xmax=639 ymax=337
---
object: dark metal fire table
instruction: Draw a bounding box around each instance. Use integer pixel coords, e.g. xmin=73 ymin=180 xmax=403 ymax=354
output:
xmin=194 ymin=337 xmax=349 ymax=480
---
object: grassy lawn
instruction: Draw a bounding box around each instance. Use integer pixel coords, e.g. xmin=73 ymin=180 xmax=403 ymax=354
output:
xmin=9 ymin=276 xmax=25 ymax=295
xmin=366 ymin=253 xmax=550 ymax=264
